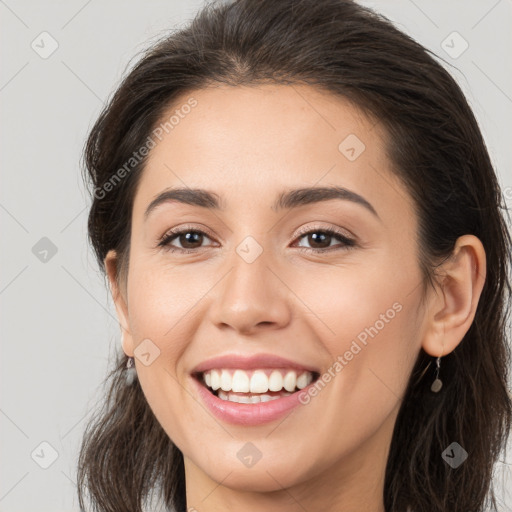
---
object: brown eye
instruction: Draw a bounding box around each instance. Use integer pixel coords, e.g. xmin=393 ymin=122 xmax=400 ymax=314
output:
xmin=158 ymin=229 xmax=214 ymax=252
xmin=175 ymin=231 xmax=204 ymax=249
xmin=304 ymin=231 xmax=333 ymax=249
xmin=294 ymin=228 xmax=356 ymax=252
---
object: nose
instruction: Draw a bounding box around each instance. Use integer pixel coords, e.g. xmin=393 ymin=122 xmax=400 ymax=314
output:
xmin=207 ymin=248 xmax=292 ymax=336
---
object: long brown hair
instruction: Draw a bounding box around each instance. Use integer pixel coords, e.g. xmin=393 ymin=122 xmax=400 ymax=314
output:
xmin=78 ymin=1 xmax=512 ymax=511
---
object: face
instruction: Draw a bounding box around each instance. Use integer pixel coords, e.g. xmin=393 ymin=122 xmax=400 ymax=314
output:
xmin=110 ymin=84 xmax=429 ymax=501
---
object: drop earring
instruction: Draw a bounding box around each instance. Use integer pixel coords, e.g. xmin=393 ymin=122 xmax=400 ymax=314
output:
xmin=430 ymin=356 xmax=443 ymax=393
xmin=125 ymin=356 xmax=137 ymax=386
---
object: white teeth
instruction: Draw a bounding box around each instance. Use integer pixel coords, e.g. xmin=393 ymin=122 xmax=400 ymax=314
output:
xmin=296 ymin=371 xmax=313 ymax=389
xmin=232 ymin=370 xmax=250 ymax=392
xmin=268 ymin=370 xmax=283 ymax=391
xmin=201 ymin=368 xmax=315 ymax=394
xmin=250 ymin=370 xmax=268 ymax=393
xmin=283 ymin=371 xmax=296 ymax=392
xmin=210 ymin=370 xmax=221 ymax=390
xmin=220 ymin=370 xmax=231 ymax=391
xmin=217 ymin=390 xmax=293 ymax=403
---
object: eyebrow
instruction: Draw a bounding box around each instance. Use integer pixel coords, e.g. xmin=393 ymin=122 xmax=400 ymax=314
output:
xmin=144 ymin=185 xmax=380 ymax=221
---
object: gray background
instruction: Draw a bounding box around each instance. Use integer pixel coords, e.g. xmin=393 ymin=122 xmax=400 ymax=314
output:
xmin=1 ymin=1 xmax=511 ymax=511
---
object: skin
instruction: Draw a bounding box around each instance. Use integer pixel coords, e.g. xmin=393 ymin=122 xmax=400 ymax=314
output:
xmin=104 ymin=84 xmax=486 ymax=512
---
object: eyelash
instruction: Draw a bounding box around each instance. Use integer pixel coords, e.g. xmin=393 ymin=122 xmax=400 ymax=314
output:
xmin=156 ymin=224 xmax=357 ymax=254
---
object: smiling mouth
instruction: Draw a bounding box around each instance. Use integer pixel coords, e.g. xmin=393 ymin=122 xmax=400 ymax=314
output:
xmin=193 ymin=368 xmax=321 ymax=403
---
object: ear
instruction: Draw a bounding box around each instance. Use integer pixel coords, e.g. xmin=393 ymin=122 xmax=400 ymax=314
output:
xmin=104 ymin=249 xmax=134 ymax=357
xmin=421 ymin=235 xmax=486 ymax=357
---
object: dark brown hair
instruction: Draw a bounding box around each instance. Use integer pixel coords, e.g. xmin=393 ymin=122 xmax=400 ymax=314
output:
xmin=78 ymin=1 xmax=512 ymax=511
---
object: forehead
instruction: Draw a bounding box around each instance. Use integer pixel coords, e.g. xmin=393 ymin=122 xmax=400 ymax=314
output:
xmin=132 ymin=83 xmax=409 ymax=221
xmin=147 ymin=84 xmax=375 ymax=160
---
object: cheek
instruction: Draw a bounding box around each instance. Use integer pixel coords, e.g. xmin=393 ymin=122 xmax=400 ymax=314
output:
xmin=292 ymin=252 xmax=422 ymax=398
xmin=127 ymin=261 xmax=207 ymax=340
xmin=126 ymin=264 xmax=201 ymax=447
xmin=125 ymin=264 xmax=198 ymax=407
xmin=291 ymin=254 xmax=406 ymax=343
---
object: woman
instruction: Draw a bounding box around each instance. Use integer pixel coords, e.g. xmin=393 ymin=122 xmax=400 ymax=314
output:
xmin=77 ymin=1 xmax=512 ymax=511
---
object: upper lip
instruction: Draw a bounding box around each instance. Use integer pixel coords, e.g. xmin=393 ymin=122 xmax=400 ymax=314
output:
xmin=191 ymin=353 xmax=320 ymax=375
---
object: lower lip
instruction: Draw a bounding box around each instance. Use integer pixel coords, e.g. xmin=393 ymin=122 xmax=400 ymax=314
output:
xmin=192 ymin=376 xmax=312 ymax=426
